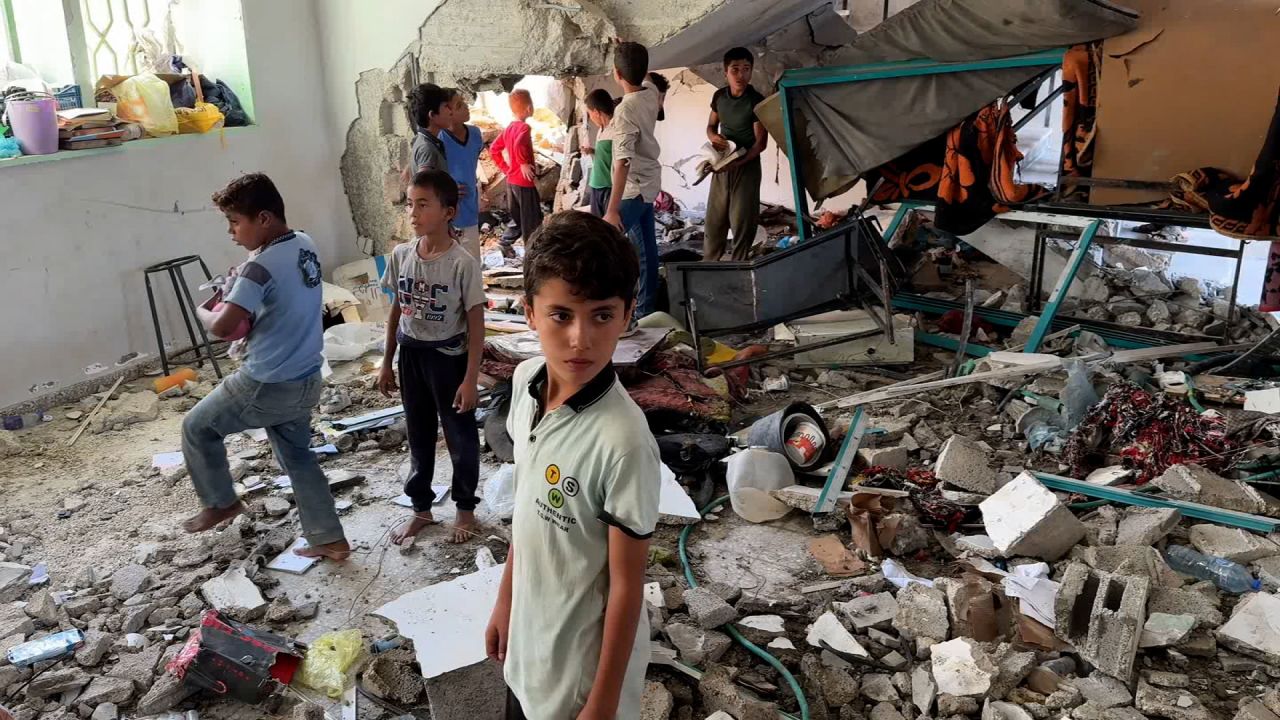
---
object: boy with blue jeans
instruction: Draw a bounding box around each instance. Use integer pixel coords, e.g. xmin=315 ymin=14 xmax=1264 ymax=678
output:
xmin=603 ymin=41 xmax=662 ymax=318
xmin=486 ymin=212 xmax=660 ymax=719
xmin=378 ymin=169 xmax=485 ymax=545
xmin=182 ymin=173 xmax=349 ymax=561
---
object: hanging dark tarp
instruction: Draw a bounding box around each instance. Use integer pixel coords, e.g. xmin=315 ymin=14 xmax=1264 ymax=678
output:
xmin=755 ymin=0 xmax=1138 ymax=202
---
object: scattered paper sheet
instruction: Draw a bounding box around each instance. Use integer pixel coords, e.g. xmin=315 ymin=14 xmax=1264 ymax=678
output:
xmin=151 ymin=451 xmax=184 ymax=469
xmin=266 ymin=538 xmax=319 ymax=575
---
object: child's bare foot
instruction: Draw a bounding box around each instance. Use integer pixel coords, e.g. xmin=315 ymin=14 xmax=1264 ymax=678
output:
xmin=295 ymin=539 xmax=352 ymax=561
xmin=391 ymin=513 xmax=438 ymax=546
xmin=447 ymin=511 xmax=480 ymax=544
xmin=182 ymin=501 xmax=246 ymax=533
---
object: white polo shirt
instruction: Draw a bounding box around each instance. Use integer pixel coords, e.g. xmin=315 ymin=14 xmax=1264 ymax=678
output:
xmin=503 ymin=358 xmax=661 ymax=719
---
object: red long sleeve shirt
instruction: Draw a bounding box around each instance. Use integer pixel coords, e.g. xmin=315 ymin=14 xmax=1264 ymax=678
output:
xmin=489 ymin=119 xmax=536 ymax=188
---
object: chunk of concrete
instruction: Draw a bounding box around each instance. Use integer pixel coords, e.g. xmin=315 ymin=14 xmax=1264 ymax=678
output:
xmin=1215 ymin=591 xmax=1280 ymax=665
xmin=1139 ymin=613 xmax=1196 ymax=649
xmin=1135 ymin=678 xmax=1212 ymax=720
xmin=1115 ymin=508 xmax=1181 ymax=547
xmin=134 ymin=671 xmax=197 ymax=716
xmin=0 ymin=562 xmax=32 ymax=602
xmin=1081 ymin=506 xmax=1120 ymax=547
xmin=75 ymin=630 xmax=114 ymax=667
xmin=1255 ymin=556 xmax=1280 ymax=591
xmin=25 ymin=668 xmax=90 ymax=698
xmin=1147 ymin=586 xmax=1223 ymax=628
xmin=870 ymin=702 xmax=906 ymax=720
xmin=893 ymin=583 xmax=949 ymax=642
xmin=664 ymin=622 xmax=731 ymax=665
xmin=684 ymin=587 xmax=738 ymax=629
xmin=1086 ymin=466 xmax=1133 ymax=486
xmin=735 ymin=615 xmax=786 ymax=645
xmin=912 ymin=663 xmax=937 ymax=715
xmin=0 ymin=604 xmax=34 ymax=639
xmin=1071 ymin=674 xmax=1133 ymax=709
xmin=700 ymin=664 xmax=777 ymax=720
xmin=886 ymin=512 xmax=931 ymax=556
xmin=938 ymin=694 xmax=982 ymax=716
xmin=979 ymin=472 xmax=1085 ymax=560
xmin=861 ymin=673 xmax=899 ymax=702
xmin=79 ymin=675 xmax=135 ymax=706
xmin=372 ymin=564 xmax=507 ymax=720
xmin=200 ymin=566 xmax=267 ymax=619
xmin=984 ymin=700 xmax=1034 ymax=720
xmin=1054 ymin=562 xmax=1149 ymax=681
xmin=935 ymin=435 xmax=998 ymax=494
xmin=931 ymin=638 xmax=997 ymax=697
xmin=640 ymin=680 xmax=673 ymax=720
xmin=1153 ymin=464 xmax=1269 ymax=515
xmin=858 ymin=446 xmax=909 ymax=471
xmin=1072 ymin=545 xmax=1183 ymax=588
xmin=90 ymin=703 xmax=119 ymax=720
xmin=96 ymin=391 xmax=160 ymax=431
xmin=838 ymin=591 xmax=898 ymax=630
xmin=806 ymin=611 xmax=869 ymax=658
xmin=1235 ymin=701 xmax=1280 ymax=720
xmin=109 ymin=563 xmax=153 ymax=600
xmin=987 ymin=644 xmax=1037 ymax=700
xmin=808 ymin=654 xmax=861 ymax=707
xmin=1188 ymin=525 xmax=1280 ymax=564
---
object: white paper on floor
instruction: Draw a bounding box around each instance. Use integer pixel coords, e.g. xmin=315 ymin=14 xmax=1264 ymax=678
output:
xmin=267 ymin=538 xmax=319 ymax=575
xmin=967 ymin=558 xmax=1059 ymax=628
xmin=391 ymin=487 xmax=450 ymax=508
xmin=659 ymin=464 xmax=700 ymax=522
xmin=151 ymin=451 xmax=184 ymax=469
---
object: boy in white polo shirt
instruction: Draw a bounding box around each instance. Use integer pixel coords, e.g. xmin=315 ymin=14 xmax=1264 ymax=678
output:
xmin=485 ymin=211 xmax=660 ymax=720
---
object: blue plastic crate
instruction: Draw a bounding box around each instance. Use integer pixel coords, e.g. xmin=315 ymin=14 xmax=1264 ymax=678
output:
xmin=53 ymin=85 xmax=82 ymax=110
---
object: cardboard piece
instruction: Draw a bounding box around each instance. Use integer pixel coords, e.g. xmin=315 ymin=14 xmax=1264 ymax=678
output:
xmin=808 ymin=535 xmax=866 ymax=578
xmin=845 ymin=493 xmax=897 ymax=559
xmin=948 ymin=575 xmax=1013 ymax=642
xmin=1091 ymin=0 xmax=1280 ymax=205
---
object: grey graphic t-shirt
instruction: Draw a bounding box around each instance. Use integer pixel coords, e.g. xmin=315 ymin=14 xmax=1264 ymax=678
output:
xmin=379 ymin=239 xmax=484 ymax=354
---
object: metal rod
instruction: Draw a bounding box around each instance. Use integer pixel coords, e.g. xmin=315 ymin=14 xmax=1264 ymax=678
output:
xmin=780 ymin=86 xmax=810 ymax=242
xmin=1051 ymin=232 xmax=1242 ymax=259
xmin=780 ymin=48 xmax=1067 ymax=88
xmin=1024 ymin=220 xmax=1100 ymax=353
xmin=169 ymin=267 xmax=202 ymax=368
xmin=1008 ymin=68 xmax=1056 ymax=109
xmin=175 ymin=265 xmax=224 ymax=379
xmin=1012 ymin=81 xmax=1072 ymax=133
xmin=1225 ymin=239 xmax=1244 ymax=342
xmin=144 ymin=274 xmax=170 ymax=377
xmin=816 ymin=407 xmax=866 ymax=515
xmin=707 ymin=329 xmax=883 ymax=371
xmin=948 ymin=279 xmax=976 ymax=377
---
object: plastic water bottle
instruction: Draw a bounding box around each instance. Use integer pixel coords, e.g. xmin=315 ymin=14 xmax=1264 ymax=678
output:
xmin=5 ymin=629 xmax=84 ymax=667
xmin=1164 ymin=545 xmax=1261 ymax=594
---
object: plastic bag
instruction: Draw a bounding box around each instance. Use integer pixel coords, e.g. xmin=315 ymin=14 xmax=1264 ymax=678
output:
xmin=1059 ymin=358 xmax=1100 ymax=430
xmin=725 ymin=448 xmax=793 ymax=523
xmin=484 ymin=464 xmax=516 ymax=519
xmin=297 ymin=629 xmax=364 ymax=699
xmin=176 ymin=70 xmax=224 ymax=134
xmin=113 ymin=73 xmax=178 ymax=136
xmin=322 ymin=323 xmax=384 ymax=363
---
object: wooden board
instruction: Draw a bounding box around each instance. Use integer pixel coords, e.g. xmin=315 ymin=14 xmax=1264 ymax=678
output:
xmin=1090 ymin=0 xmax=1280 ymax=206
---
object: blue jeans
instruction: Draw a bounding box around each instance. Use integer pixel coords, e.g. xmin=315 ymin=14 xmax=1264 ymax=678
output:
xmin=182 ymin=370 xmax=345 ymax=546
xmin=619 ymin=196 xmax=658 ymax=317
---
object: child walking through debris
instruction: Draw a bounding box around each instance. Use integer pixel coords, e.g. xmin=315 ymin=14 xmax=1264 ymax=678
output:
xmin=486 ymin=211 xmax=661 ymax=719
xmin=182 ymin=173 xmax=349 ymax=561
xmin=704 ymin=47 xmax=768 ymax=261
xmin=490 ymin=89 xmax=543 ymax=257
xmin=379 ymin=169 xmax=486 ymax=545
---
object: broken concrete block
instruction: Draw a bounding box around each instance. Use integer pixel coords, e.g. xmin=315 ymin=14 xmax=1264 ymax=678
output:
xmin=838 ymin=591 xmax=898 ymax=630
xmin=1135 ymin=678 xmax=1212 ymax=720
xmin=1071 ymin=674 xmax=1133 ymax=709
xmin=79 ymin=675 xmax=135 ymax=706
xmin=108 ymin=643 xmax=162 ymax=689
xmin=984 ymin=700 xmax=1034 ymax=720
xmin=861 ymin=673 xmax=899 ymax=702
xmin=1080 ymin=506 xmax=1120 ymax=547
xmin=987 ymin=644 xmax=1036 ymax=700
xmin=109 ymin=563 xmax=153 ymax=600
xmin=665 ymin=622 xmax=731 ymax=665
xmin=133 ymin=671 xmax=196 ymax=716
xmin=640 ymin=680 xmax=673 ymax=720
xmin=886 ymin=512 xmax=931 ymax=556
xmin=1255 ymin=555 xmax=1280 ymax=591
xmin=1153 ymin=463 xmax=1268 ymax=515
xmin=75 ymin=630 xmax=114 ymax=667
xmin=938 ymin=693 xmax=983 ymax=715
xmin=1188 ymin=524 xmax=1280 ymax=564
xmin=263 ymin=496 xmax=292 ymax=517
xmin=935 ymin=435 xmax=997 ymax=494
xmin=734 ymin=615 xmax=785 ymax=645
xmin=0 ymin=562 xmax=32 ymax=602
xmin=912 ymin=663 xmax=937 ymax=715
xmin=806 ymin=612 xmax=869 ymax=658
xmin=1215 ymin=591 xmax=1280 ymax=665
xmin=90 ymin=702 xmax=119 ymax=720
xmin=870 ymin=702 xmax=906 ymax=720
xmin=200 ymin=566 xmax=267 ymax=619
xmin=22 ymin=589 xmax=59 ymax=625
xmin=363 ymin=649 xmax=425 ymax=704
xmin=893 ymin=583 xmax=949 ymax=642
xmin=857 ymin=445 xmax=908 ymax=471
xmin=1139 ymin=613 xmax=1196 ymax=649
xmin=1235 ymin=701 xmax=1280 ymax=720
xmin=980 ymin=472 xmax=1085 ymax=560
xmin=700 ymin=664 xmax=777 ymax=720
xmin=96 ymin=391 xmax=159 ymax=432
xmin=0 ymin=604 xmax=34 ymax=639
xmin=1072 ymin=544 xmax=1183 ymax=588
xmin=1115 ymin=508 xmax=1181 ymax=547
xmin=1054 ymin=562 xmax=1149 ymax=681
xmin=25 ymin=667 xmax=90 ymax=698
xmin=683 ymin=587 xmax=737 ymax=629
xmin=122 ymin=602 xmax=154 ymax=633
xmin=931 ymin=638 xmax=997 ymax=697
xmin=1142 ymin=670 xmax=1189 ymax=689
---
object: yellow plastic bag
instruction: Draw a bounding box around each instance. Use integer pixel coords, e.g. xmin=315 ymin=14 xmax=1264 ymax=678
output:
xmin=176 ymin=70 xmax=225 ymax=134
xmin=113 ymin=72 xmax=178 ymax=137
xmin=296 ymin=629 xmax=365 ymax=699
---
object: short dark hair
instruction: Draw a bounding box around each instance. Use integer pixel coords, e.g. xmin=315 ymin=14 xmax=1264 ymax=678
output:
xmin=524 ymin=211 xmax=639 ymax=307
xmin=408 ymin=83 xmax=451 ymax=128
xmin=212 ymin=173 xmax=286 ymax=223
xmin=723 ymin=47 xmax=754 ymax=68
xmin=409 ymin=168 xmax=459 ymax=209
xmin=585 ymin=89 xmax=615 ymax=116
xmin=647 ymin=72 xmax=669 ymax=94
xmin=614 ymin=41 xmax=648 ymax=86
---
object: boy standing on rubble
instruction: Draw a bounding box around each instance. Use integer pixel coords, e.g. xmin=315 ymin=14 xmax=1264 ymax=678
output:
xmin=603 ymin=41 xmax=663 ymax=318
xmin=402 ymin=83 xmax=455 ymax=184
xmin=379 ymin=169 xmax=486 ymax=546
xmin=486 ymin=211 xmax=660 ymax=720
xmin=581 ymin=89 xmax=616 ymax=217
xmin=440 ymin=89 xmax=485 ymax=260
xmin=490 ymin=89 xmax=543 ymax=257
xmin=705 ymin=47 xmax=768 ymax=261
xmin=182 ymin=173 xmax=349 ymax=561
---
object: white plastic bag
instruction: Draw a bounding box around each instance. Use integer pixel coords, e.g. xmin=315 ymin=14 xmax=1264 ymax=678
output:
xmin=725 ymin=448 xmax=794 ymax=523
xmin=484 ymin=464 xmax=516 ymax=519
xmin=322 ymin=322 xmax=384 ymax=363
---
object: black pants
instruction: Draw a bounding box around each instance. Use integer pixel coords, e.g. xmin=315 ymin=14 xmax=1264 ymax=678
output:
xmin=505 ymin=689 xmax=527 ymax=720
xmin=501 ymin=184 xmax=544 ymax=247
xmin=587 ymin=186 xmax=612 ymax=217
xmin=399 ymin=343 xmax=480 ymax=512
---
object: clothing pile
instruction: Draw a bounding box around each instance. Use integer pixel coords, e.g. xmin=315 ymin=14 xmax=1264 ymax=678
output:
xmin=857 ymin=465 xmax=971 ymax=532
xmin=1064 ymin=381 xmax=1239 ymax=483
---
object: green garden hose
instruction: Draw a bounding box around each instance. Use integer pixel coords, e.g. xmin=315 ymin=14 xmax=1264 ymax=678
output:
xmin=677 ymin=495 xmax=811 ymax=720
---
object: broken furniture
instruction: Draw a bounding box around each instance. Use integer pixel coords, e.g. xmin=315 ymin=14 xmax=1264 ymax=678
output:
xmin=143 ymin=255 xmax=224 ymax=379
xmin=667 ymin=214 xmax=898 ymax=372
xmin=168 ymin=610 xmax=303 ymax=704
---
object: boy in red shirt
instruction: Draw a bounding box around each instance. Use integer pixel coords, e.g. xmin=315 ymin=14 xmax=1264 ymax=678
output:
xmin=489 ymin=89 xmax=543 ymax=257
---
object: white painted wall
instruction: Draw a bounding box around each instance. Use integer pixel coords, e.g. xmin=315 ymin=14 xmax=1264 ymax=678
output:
xmin=0 ymin=0 xmax=358 ymax=409
xmin=654 ymin=68 xmax=862 ymax=217
xmin=313 ymin=0 xmax=438 ymax=144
